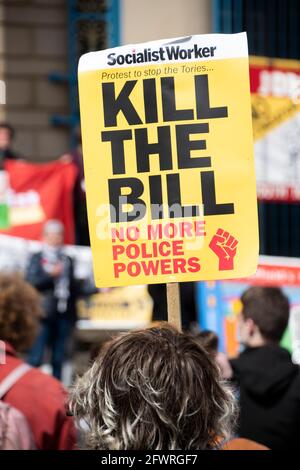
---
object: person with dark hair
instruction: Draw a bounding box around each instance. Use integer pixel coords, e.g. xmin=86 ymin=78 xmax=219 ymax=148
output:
xmin=70 ymin=322 xmax=236 ymax=450
xmin=230 ymin=286 xmax=300 ymax=449
xmin=196 ymin=330 xmax=232 ymax=380
xmin=196 ymin=330 xmax=219 ymax=353
xmin=0 ymin=123 xmax=19 ymax=169
xmin=0 ymin=273 xmax=77 ymax=450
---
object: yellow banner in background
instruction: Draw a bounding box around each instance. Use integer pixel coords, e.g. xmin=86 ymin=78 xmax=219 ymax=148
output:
xmin=250 ymin=56 xmax=300 ymax=142
xmin=79 ymin=33 xmax=258 ymax=287
xmin=250 ymin=56 xmax=300 ymax=202
xmin=77 ymin=286 xmax=153 ymax=326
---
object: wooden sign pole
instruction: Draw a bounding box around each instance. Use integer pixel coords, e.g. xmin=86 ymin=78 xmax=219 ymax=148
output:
xmin=166 ymin=282 xmax=182 ymax=331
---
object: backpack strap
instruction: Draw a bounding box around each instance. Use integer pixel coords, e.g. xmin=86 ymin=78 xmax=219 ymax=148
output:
xmin=0 ymin=364 xmax=32 ymax=400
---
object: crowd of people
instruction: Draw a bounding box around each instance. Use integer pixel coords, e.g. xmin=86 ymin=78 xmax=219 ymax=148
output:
xmin=1 ymin=122 xmax=300 ymax=451
xmin=1 ymin=260 xmax=300 ymax=449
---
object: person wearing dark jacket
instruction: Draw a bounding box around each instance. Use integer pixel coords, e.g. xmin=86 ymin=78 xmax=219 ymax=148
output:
xmin=230 ymin=286 xmax=300 ymax=449
xmin=26 ymin=219 xmax=78 ymax=380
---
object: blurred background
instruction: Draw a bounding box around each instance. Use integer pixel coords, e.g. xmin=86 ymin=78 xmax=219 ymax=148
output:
xmin=1 ymin=0 xmax=300 ymax=382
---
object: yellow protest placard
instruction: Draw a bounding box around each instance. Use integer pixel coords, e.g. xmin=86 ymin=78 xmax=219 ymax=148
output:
xmin=78 ymin=33 xmax=258 ymax=287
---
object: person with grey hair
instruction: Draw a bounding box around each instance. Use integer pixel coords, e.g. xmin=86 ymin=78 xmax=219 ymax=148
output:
xmin=70 ymin=323 xmax=237 ymax=450
xmin=26 ymin=219 xmax=78 ymax=380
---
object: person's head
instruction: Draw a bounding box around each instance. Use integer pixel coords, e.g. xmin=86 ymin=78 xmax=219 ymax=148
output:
xmin=0 ymin=123 xmax=15 ymax=151
xmin=195 ymin=330 xmax=233 ymax=380
xmin=43 ymin=219 xmax=64 ymax=247
xmin=238 ymin=286 xmax=290 ymax=346
xmin=70 ymin=322 xmax=236 ymax=450
xmin=0 ymin=273 xmax=42 ymax=351
xmin=195 ymin=330 xmax=219 ymax=356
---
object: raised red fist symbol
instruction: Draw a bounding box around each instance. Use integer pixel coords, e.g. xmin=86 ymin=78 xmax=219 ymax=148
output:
xmin=209 ymin=229 xmax=238 ymax=271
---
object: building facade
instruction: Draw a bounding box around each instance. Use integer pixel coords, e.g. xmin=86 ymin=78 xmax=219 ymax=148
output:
xmin=0 ymin=0 xmax=211 ymax=161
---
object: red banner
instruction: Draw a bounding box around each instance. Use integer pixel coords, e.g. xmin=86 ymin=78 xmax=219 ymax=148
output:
xmin=0 ymin=160 xmax=77 ymax=244
xmin=227 ymin=262 xmax=300 ymax=287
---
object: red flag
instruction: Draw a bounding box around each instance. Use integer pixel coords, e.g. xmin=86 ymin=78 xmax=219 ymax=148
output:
xmin=0 ymin=160 xmax=78 ymax=244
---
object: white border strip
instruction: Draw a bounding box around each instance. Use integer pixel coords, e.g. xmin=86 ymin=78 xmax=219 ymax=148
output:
xmin=78 ymin=32 xmax=248 ymax=72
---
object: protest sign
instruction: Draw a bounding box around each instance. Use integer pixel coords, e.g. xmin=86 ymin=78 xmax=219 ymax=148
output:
xmin=0 ymin=160 xmax=77 ymax=243
xmin=77 ymin=285 xmax=153 ymax=330
xmin=78 ymin=33 xmax=258 ymax=292
xmin=250 ymin=56 xmax=300 ymax=201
